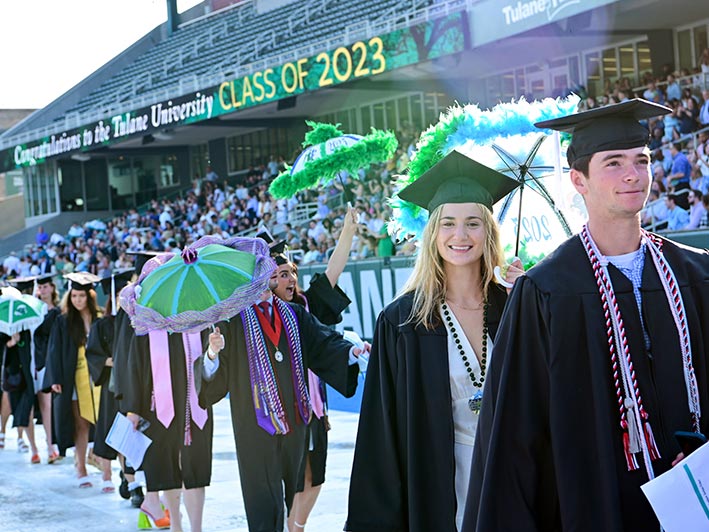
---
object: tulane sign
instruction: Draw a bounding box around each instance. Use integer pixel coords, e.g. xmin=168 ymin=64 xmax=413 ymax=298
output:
xmin=1 ymin=11 xmax=467 ymax=172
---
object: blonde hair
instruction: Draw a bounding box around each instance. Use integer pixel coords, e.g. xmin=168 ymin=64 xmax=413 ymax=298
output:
xmin=399 ymin=204 xmax=504 ymax=330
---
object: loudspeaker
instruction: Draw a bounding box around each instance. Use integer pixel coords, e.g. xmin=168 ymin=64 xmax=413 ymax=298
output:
xmin=277 ymin=96 xmax=297 ymax=111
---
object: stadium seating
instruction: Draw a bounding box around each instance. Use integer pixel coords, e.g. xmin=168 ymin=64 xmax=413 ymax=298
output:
xmin=58 ymin=0 xmax=433 ymax=122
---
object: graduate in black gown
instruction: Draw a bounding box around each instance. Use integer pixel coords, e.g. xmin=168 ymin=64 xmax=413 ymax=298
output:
xmin=464 ymin=99 xmax=709 ymax=532
xmin=86 ymin=269 xmax=135 ymax=495
xmin=268 ymin=208 xmax=358 ymax=532
xmin=44 ymin=272 xmax=101 ymax=488
xmin=1 ymin=328 xmax=39 ymax=461
xmin=345 ymin=152 xmax=522 ymax=532
xmin=123 ymin=327 xmax=212 ymax=532
xmin=32 ymin=274 xmax=62 ymax=463
xmin=200 ymin=270 xmax=364 ymax=532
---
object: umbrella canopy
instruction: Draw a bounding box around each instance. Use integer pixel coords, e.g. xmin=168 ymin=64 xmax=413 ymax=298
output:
xmin=391 ymin=95 xmax=586 ymax=266
xmin=269 ymin=121 xmax=397 ymax=200
xmin=0 ymin=287 xmax=48 ymax=335
xmin=122 ymin=236 xmax=276 ymax=335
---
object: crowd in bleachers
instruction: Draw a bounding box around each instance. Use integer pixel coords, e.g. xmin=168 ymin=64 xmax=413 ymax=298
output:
xmin=0 ymin=132 xmax=420 ymax=283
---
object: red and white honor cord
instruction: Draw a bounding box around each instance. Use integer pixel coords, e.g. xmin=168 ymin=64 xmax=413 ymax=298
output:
xmin=580 ymin=226 xmax=698 ymax=479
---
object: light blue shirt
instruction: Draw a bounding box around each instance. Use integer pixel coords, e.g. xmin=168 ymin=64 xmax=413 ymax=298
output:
xmin=667 ymin=206 xmax=690 ymax=230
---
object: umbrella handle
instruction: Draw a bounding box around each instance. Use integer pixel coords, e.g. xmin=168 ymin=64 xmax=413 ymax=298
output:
xmin=493 ymin=266 xmax=514 ymax=289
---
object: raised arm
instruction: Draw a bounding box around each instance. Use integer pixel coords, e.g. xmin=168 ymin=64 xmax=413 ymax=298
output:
xmin=324 ymin=206 xmax=358 ymax=287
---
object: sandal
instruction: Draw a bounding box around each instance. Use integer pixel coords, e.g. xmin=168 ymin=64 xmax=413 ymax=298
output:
xmin=101 ymin=480 xmax=115 ymax=494
xmin=31 ymin=453 xmax=40 ymax=464
xmin=138 ymin=505 xmax=170 ymax=530
xmin=17 ymin=438 xmax=29 ymax=453
xmin=0 ymin=432 xmax=5 ymax=449
xmin=78 ymin=476 xmax=93 ymax=489
xmin=48 ymin=449 xmax=61 ymax=464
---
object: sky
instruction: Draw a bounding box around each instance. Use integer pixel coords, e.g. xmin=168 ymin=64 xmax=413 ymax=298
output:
xmin=0 ymin=0 xmax=204 ymax=109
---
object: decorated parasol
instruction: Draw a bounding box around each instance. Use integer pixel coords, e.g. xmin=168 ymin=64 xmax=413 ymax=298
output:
xmin=269 ymin=121 xmax=398 ymax=200
xmin=120 ymin=236 xmax=276 ymax=335
xmin=0 ymin=286 xmax=48 ymax=335
xmin=391 ymin=95 xmax=588 ymax=269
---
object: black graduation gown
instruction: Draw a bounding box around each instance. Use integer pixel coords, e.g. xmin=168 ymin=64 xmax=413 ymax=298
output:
xmin=199 ymin=303 xmax=359 ymax=532
xmin=1 ymin=330 xmax=35 ymax=427
xmin=464 ymin=236 xmax=709 ymax=532
xmin=110 ymin=308 xmax=133 ymax=402
xmin=297 ymin=272 xmax=352 ymax=490
xmin=345 ymin=285 xmax=507 ymax=532
xmin=122 ymin=332 xmax=213 ymax=491
xmin=86 ymin=316 xmax=118 ymax=459
xmin=43 ymin=314 xmax=95 ymax=455
xmin=34 ymin=306 xmax=60 ymax=374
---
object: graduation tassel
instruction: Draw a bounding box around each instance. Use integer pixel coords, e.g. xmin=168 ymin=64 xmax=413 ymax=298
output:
xmin=643 ymin=421 xmax=661 ymax=461
xmin=625 ymin=403 xmax=642 ymax=455
xmin=623 ymin=432 xmax=639 ymax=471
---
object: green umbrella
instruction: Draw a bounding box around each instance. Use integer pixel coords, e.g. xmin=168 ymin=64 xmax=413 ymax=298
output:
xmin=0 ymin=287 xmax=48 ymax=335
xmin=136 ymin=244 xmax=256 ymax=318
xmin=269 ymin=121 xmax=398 ymax=200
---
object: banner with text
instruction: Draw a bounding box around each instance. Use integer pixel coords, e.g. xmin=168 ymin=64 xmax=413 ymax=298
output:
xmin=1 ymin=11 xmax=467 ymax=172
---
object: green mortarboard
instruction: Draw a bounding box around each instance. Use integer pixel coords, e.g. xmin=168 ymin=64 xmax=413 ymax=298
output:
xmin=64 ymin=271 xmax=100 ymax=291
xmin=397 ymin=150 xmax=519 ymax=212
xmin=535 ymin=98 xmax=671 ymax=166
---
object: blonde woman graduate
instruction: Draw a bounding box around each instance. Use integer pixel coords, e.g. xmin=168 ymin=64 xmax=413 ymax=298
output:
xmin=346 ymin=151 xmax=523 ymax=532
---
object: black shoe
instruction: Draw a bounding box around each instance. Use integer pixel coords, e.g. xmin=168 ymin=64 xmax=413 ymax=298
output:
xmin=118 ymin=471 xmax=130 ymax=500
xmin=130 ymin=487 xmax=144 ymax=508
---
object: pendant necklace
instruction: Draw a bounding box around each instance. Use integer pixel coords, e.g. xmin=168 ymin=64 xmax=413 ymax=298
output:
xmin=442 ymin=301 xmax=488 ymax=414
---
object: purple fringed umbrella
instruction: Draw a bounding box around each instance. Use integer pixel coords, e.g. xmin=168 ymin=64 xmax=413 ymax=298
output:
xmin=120 ymin=236 xmax=276 ymax=335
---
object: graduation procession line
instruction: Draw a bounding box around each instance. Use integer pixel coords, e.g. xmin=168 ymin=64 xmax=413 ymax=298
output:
xmin=0 ymin=398 xmax=361 ymax=531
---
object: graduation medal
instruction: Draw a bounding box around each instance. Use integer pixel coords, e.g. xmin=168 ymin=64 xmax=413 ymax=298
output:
xmin=274 ymin=350 xmax=284 ymax=362
xmin=468 ymin=390 xmax=483 ymax=414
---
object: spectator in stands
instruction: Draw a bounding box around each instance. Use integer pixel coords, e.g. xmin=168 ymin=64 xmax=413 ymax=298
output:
xmin=641 ymin=186 xmax=669 ymax=229
xmin=668 ymin=142 xmax=692 ymax=199
xmin=204 ymin=164 xmax=218 ymax=182
xmin=662 ymin=101 xmax=680 ymax=142
xmin=666 ymin=73 xmax=682 ymax=102
xmin=665 ymin=193 xmax=690 ymax=230
xmin=700 ymin=195 xmax=709 ymax=228
xmin=67 ymin=223 xmax=84 ymax=239
xmin=649 ymin=127 xmax=664 ymax=150
xmin=684 ymin=189 xmax=706 ymax=230
xmin=699 ymin=90 xmax=709 ymax=128
xmin=677 ymin=98 xmax=699 ymax=134
xmin=643 ymin=80 xmax=662 ymax=103
xmin=35 ymin=225 xmax=49 ymax=246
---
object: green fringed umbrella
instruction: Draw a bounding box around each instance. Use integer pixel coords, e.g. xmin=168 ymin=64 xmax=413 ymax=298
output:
xmin=269 ymin=121 xmax=398 ymax=199
xmin=0 ymin=287 xmax=48 ymax=335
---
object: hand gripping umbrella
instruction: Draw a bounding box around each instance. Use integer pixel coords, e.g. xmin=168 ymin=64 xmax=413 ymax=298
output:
xmin=120 ymin=236 xmax=276 ymax=335
xmin=268 ymin=121 xmax=398 ymax=201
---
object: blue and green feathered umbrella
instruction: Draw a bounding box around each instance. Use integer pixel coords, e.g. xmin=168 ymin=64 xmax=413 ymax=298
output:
xmin=390 ymin=95 xmax=588 ymax=266
xmin=269 ymin=121 xmax=398 ymax=200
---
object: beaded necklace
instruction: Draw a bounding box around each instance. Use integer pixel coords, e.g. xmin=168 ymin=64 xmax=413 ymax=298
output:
xmin=441 ymin=300 xmax=489 ymax=413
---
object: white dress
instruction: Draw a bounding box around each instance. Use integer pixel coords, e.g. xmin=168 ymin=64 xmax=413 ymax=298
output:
xmin=443 ymin=304 xmax=492 ymax=531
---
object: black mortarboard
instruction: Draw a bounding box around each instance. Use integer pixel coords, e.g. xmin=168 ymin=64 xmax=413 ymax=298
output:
xmin=126 ymin=251 xmax=162 ymax=276
xmin=535 ymin=98 xmax=672 ymax=166
xmin=99 ymin=268 xmax=135 ymax=296
xmin=397 ymin=150 xmax=519 ymax=212
xmin=64 ymin=271 xmax=100 ymax=292
xmin=9 ymin=274 xmax=55 ymax=294
xmin=256 ymin=230 xmax=288 ymax=256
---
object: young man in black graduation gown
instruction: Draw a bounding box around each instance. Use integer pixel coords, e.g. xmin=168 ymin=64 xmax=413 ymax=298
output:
xmin=464 ymin=100 xmax=709 ymax=531
xmin=199 ymin=280 xmax=362 ymax=532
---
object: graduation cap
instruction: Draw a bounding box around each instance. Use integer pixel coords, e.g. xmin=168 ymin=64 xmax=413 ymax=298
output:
xmin=9 ymin=274 xmax=55 ymax=294
xmin=100 ymin=268 xmax=135 ymax=316
xmin=126 ymin=251 xmax=162 ymax=276
xmin=64 ymin=271 xmax=100 ymax=292
xmin=397 ymin=150 xmax=519 ymax=212
xmin=534 ymin=98 xmax=672 ymax=166
xmin=256 ymin=229 xmax=288 ymax=256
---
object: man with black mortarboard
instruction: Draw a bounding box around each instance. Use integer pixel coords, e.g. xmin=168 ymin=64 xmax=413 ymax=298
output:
xmin=464 ymin=99 xmax=709 ymax=531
